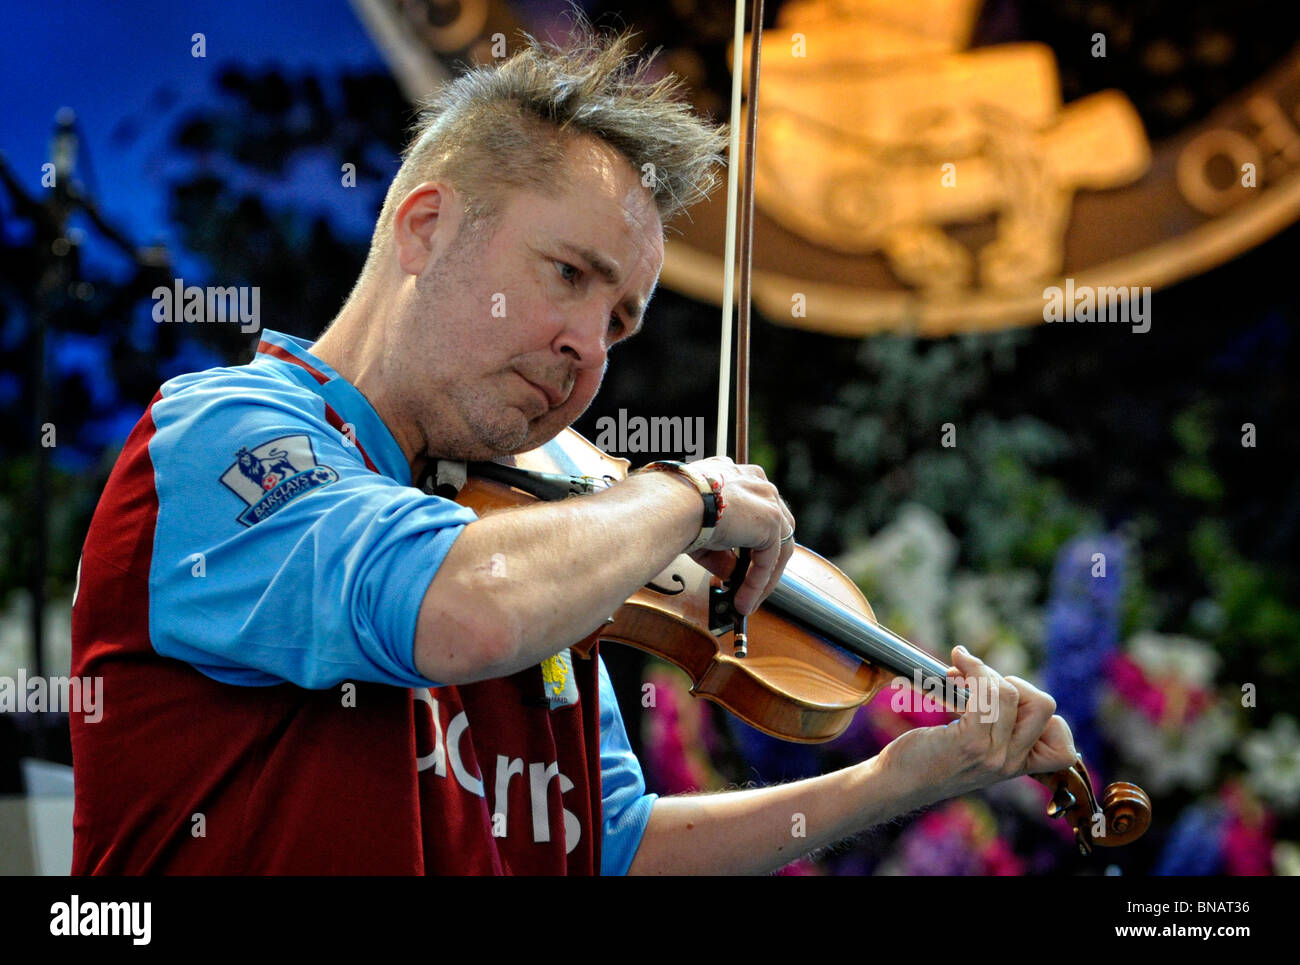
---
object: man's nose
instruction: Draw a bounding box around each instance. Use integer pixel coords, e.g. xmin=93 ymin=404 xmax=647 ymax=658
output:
xmin=555 ymin=308 xmax=610 ymax=369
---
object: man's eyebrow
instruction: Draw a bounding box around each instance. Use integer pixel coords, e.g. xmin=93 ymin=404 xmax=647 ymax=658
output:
xmin=558 ymin=241 xmax=652 ymax=330
xmin=559 ymin=242 xmax=619 ymax=285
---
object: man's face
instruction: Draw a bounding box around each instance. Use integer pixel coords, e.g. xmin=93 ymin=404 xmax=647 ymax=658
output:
xmin=398 ymin=135 xmax=665 ymax=463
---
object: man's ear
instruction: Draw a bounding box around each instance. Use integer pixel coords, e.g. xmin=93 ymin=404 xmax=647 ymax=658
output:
xmin=393 ymin=182 xmax=455 ymax=276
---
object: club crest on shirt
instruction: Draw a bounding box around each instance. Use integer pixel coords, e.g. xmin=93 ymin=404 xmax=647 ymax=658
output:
xmin=540 ymin=650 xmax=579 ymax=710
xmin=221 ymin=434 xmax=339 ymax=526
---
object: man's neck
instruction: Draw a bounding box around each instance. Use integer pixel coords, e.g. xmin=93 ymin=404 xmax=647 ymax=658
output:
xmin=313 ymin=307 xmax=427 ymax=485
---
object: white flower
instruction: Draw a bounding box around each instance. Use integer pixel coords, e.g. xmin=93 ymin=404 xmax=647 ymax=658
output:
xmin=948 ymin=572 xmax=1039 ymax=677
xmin=1127 ymin=631 xmax=1219 ymax=688
xmin=1273 ymin=841 xmax=1300 ymax=876
xmin=1240 ymin=715 xmax=1300 ymax=814
xmin=1099 ymin=692 xmax=1236 ymax=795
xmin=836 ymin=503 xmax=956 ymax=651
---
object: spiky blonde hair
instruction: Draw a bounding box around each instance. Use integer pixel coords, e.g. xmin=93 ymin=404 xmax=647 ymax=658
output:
xmin=365 ymin=21 xmax=727 ymax=270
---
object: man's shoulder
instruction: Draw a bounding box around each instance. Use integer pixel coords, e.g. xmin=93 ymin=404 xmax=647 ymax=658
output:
xmin=151 ymin=358 xmax=331 ymax=441
xmin=142 ymin=358 xmax=359 ymax=514
xmin=159 ymin=356 xmax=320 ymax=407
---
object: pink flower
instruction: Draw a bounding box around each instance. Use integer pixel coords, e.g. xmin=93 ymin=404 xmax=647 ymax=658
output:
xmin=1106 ymin=653 xmax=1165 ymax=722
xmin=982 ymin=837 xmax=1025 ymax=876
xmin=643 ymin=670 xmax=703 ymax=794
xmin=1221 ymin=782 xmax=1276 ymax=876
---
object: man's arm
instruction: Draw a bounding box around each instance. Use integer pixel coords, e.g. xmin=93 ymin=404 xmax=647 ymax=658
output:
xmin=414 ymin=458 xmax=795 ymax=685
xmin=627 ymin=756 xmax=912 ymax=876
xmin=626 ymin=648 xmax=1078 ymax=875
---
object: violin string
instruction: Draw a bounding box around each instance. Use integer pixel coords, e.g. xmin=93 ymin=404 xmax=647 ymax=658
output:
xmin=772 ymin=569 xmax=971 ymax=710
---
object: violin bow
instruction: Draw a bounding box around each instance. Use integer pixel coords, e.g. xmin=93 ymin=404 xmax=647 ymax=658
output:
xmin=706 ymin=1 xmax=1151 ymax=854
xmin=716 ymin=0 xmax=765 ymax=658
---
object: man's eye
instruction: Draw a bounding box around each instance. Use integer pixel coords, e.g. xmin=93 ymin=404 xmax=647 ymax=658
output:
xmin=608 ymin=314 xmax=626 ymax=337
xmin=556 ymin=261 xmax=579 ymax=284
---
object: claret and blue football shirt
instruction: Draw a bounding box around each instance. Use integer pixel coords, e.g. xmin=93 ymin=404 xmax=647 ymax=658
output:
xmin=70 ymin=329 xmax=655 ymax=874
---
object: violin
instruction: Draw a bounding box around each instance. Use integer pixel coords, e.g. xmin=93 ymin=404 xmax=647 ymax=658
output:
xmin=420 ymin=427 xmax=1152 ymax=856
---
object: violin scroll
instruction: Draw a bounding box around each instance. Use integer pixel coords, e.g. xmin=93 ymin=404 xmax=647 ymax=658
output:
xmin=1039 ymin=758 xmax=1152 ymax=854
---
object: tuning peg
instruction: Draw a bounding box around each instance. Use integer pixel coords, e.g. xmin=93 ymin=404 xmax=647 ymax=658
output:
xmin=1047 ymin=783 xmax=1077 ymax=819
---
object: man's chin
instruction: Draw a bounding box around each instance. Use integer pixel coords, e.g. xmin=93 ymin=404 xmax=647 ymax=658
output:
xmin=507 ymin=420 xmax=569 ymax=456
xmin=443 ymin=405 xmax=575 ymax=461
xmin=471 ymin=412 xmax=561 ymax=459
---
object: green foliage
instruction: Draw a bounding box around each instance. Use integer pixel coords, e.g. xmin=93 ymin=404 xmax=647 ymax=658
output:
xmin=1159 ymin=401 xmax=1300 ymax=716
xmin=1191 ymin=518 xmax=1300 ymax=685
xmin=1117 ymin=519 xmax=1164 ymax=639
xmin=811 ymin=333 xmax=1094 ymax=572
xmin=0 ymin=455 xmax=103 ymax=601
xmin=1170 ymin=403 xmax=1226 ymax=501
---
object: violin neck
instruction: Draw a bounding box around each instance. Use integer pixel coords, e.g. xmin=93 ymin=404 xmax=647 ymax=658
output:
xmin=769 ymin=572 xmax=968 ymax=709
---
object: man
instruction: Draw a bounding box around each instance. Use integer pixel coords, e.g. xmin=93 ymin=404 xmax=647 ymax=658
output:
xmin=70 ymin=27 xmax=1076 ymax=874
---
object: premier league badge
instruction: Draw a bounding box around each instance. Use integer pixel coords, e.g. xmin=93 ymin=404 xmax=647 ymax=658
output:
xmin=221 ymin=435 xmax=339 ymax=526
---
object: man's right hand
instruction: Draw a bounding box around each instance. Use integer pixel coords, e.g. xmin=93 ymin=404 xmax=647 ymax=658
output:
xmin=665 ymin=457 xmax=797 ymax=617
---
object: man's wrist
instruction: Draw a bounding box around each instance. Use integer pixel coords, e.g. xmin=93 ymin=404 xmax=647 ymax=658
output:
xmin=634 ymin=461 xmax=724 ymax=552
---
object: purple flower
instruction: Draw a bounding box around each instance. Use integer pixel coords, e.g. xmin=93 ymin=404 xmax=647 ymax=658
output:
xmin=1153 ymin=803 xmax=1227 ymax=875
xmin=1043 ymin=535 xmax=1125 ymax=763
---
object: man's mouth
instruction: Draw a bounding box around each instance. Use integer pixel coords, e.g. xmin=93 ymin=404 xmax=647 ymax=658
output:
xmin=518 ymin=372 xmax=567 ymax=409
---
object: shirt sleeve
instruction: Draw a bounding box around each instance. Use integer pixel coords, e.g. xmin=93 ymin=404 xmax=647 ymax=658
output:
xmin=596 ymin=656 xmax=657 ymax=875
xmin=146 ymin=369 xmax=478 ymax=689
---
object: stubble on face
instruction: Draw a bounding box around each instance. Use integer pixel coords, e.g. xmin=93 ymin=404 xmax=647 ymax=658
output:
xmin=394 ymin=218 xmax=531 ymax=466
xmin=389 ymin=140 xmax=662 ymax=472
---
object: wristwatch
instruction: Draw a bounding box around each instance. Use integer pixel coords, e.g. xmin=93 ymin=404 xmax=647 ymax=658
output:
xmin=636 ymin=460 xmax=725 ymax=553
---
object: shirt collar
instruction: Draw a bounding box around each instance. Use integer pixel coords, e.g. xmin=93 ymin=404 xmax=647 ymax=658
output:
xmin=251 ymin=330 xmax=413 ymax=484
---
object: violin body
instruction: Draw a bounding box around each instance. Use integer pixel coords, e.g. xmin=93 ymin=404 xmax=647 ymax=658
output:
xmin=605 ymin=543 xmax=893 ymax=743
xmin=428 ymin=426 xmax=1151 ymax=853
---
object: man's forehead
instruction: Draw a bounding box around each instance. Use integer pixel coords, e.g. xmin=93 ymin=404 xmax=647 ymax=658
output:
xmin=555 ymin=136 xmax=662 ymax=227
xmin=514 ymin=146 xmax=663 ymax=276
